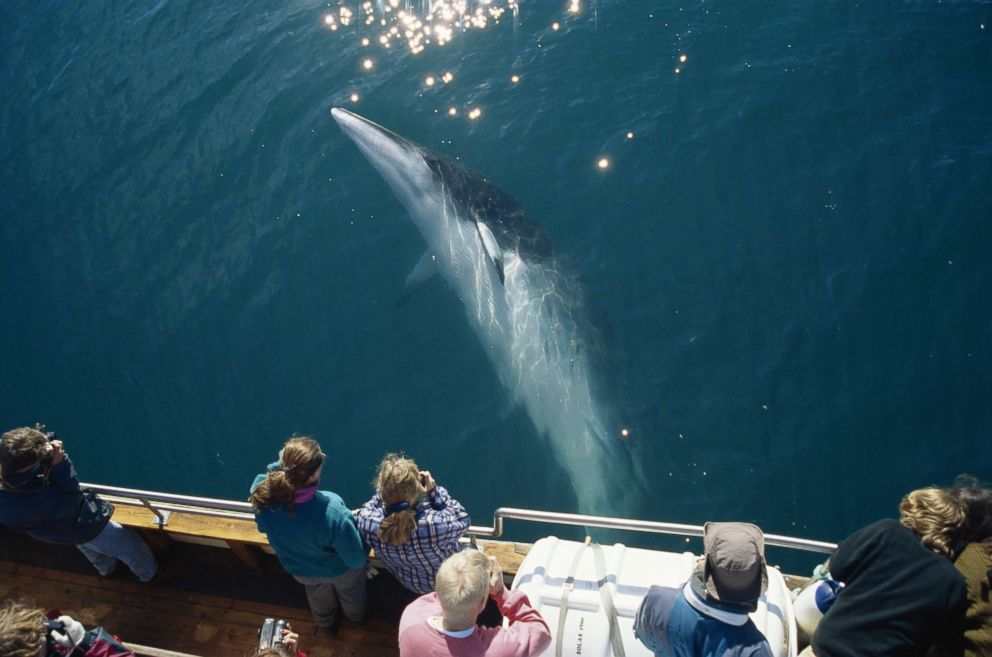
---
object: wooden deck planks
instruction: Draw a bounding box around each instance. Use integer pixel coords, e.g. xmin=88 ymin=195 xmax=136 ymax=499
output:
xmin=0 ymin=560 xmax=399 ymax=657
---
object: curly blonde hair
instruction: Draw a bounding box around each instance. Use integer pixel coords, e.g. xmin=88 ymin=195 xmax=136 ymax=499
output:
xmin=899 ymin=487 xmax=966 ymax=559
xmin=0 ymin=600 xmax=46 ymax=657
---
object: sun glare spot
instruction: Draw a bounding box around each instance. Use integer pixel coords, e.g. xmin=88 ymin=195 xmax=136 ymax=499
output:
xmin=597 ymin=157 xmax=611 ymax=170
xmin=331 ymin=2 xmax=521 ymax=54
xmin=448 ymin=107 xmax=458 ymax=116
xmin=552 ymin=22 xmax=560 ymax=31
xmin=626 ymin=131 xmax=635 ymax=139
xmin=679 ymin=54 xmax=688 ymax=63
xmin=425 ymin=75 xmax=436 ymax=86
xmin=510 ymin=74 xmax=520 ymax=83
xmin=468 ymin=107 xmax=482 ymax=120
xmin=362 ymin=58 xmax=374 ymax=70
xmin=349 ymin=93 xmax=360 ymax=103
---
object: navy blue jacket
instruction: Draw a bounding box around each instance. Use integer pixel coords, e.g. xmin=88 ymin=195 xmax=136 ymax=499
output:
xmin=0 ymin=458 xmax=112 ymax=545
xmin=634 ymin=585 xmax=774 ymax=657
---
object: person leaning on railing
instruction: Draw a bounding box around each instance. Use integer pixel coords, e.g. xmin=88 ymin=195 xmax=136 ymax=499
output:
xmin=250 ymin=436 xmax=368 ymax=629
xmin=0 ymin=425 xmax=177 ymax=586
xmin=356 ymin=453 xmax=470 ymax=595
xmin=802 ymin=486 xmax=968 ymax=657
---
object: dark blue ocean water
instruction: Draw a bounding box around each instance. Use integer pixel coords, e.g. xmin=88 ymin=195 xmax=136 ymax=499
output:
xmin=2 ymin=1 xmax=990 ymax=569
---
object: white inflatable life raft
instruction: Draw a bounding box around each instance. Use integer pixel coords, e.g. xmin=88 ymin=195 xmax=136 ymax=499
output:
xmin=509 ymin=536 xmax=797 ymax=657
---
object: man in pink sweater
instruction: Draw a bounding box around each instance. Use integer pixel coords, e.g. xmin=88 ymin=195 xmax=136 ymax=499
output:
xmin=398 ymin=548 xmax=552 ymax=657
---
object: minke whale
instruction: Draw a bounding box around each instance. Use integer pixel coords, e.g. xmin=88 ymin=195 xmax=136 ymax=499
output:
xmin=331 ymin=108 xmax=643 ymax=514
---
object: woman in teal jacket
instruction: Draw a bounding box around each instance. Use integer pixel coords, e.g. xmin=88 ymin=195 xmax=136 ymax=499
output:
xmin=250 ymin=436 xmax=367 ymax=627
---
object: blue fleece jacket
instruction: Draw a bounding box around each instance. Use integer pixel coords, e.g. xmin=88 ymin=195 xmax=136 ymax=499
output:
xmin=0 ymin=458 xmax=111 ymax=545
xmin=251 ymin=465 xmax=367 ymax=578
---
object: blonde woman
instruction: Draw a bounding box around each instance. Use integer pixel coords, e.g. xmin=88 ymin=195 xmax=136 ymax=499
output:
xmin=356 ymin=453 xmax=470 ymax=594
xmin=251 ymin=436 xmax=367 ymax=627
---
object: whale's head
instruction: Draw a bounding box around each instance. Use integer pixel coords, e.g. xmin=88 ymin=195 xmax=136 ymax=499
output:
xmin=332 ymin=108 xmax=552 ymax=261
xmin=331 ymin=108 xmax=440 ymax=229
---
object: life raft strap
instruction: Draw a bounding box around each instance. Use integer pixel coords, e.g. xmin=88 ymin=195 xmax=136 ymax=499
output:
xmin=555 ymin=536 xmax=592 ymax=657
xmin=592 ymin=541 xmax=627 ymax=657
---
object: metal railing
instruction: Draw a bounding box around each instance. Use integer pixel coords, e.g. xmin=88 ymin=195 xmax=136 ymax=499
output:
xmin=83 ymin=483 xmax=837 ymax=554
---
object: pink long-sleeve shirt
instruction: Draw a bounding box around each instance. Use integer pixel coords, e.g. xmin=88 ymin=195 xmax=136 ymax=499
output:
xmin=398 ymin=588 xmax=552 ymax=657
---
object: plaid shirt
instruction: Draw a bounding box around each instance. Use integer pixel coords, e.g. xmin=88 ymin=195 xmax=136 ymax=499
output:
xmin=357 ymin=485 xmax=470 ymax=595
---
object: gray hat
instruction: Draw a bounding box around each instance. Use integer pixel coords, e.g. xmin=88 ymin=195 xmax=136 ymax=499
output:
xmin=695 ymin=522 xmax=768 ymax=611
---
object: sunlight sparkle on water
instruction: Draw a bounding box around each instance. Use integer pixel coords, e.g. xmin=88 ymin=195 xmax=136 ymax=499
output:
xmin=626 ymin=131 xmax=634 ymax=139
xmin=334 ymin=1 xmax=519 ymax=55
xmin=350 ymin=92 xmax=360 ymax=102
xmin=511 ymin=74 xmax=520 ymax=83
xmin=468 ymin=107 xmax=482 ymax=120
xmin=597 ymin=157 xmax=611 ymax=170
xmin=362 ymin=58 xmax=374 ymax=70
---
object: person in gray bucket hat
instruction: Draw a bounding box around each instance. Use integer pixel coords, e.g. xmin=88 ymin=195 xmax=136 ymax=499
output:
xmin=633 ymin=522 xmax=774 ymax=657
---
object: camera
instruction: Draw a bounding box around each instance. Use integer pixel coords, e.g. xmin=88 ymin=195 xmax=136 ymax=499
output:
xmin=43 ymin=619 xmax=66 ymax=654
xmin=33 ymin=423 xmax=58 ymax=465
xmin=257 ymin=618 xmax=288 ymax=652
xmin=34 ymin=423 xmax=57 ymax=442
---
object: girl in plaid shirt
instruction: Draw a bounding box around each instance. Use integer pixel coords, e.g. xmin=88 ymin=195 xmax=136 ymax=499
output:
xmin=357 ymin=454 xmax=470 ymax=595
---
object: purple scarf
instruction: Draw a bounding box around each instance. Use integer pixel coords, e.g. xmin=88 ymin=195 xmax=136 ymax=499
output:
xmin=294 ymin=481 xmax=319 ymax=504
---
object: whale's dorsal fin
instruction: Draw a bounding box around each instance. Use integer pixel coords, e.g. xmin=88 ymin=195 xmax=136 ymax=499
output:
xmin=398 ymin=249 xmax=438 ymax=305
xmin=476 ymin=221 xmax=505 ymax=285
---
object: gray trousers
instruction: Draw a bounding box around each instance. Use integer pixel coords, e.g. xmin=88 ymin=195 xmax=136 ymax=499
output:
xmin=294 ymin=566 xmax=367 ymax=626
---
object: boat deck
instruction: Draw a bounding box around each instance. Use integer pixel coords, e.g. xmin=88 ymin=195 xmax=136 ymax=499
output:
xmin=0 ymin=530 xmax=412 ymax=657
xmin=1 ymin=500 xmax=815 ymax=657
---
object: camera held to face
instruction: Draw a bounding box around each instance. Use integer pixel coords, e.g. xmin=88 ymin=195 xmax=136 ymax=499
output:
xmin=257 ymin=618 xmax=288 ymax=652
xmin=34 ymin=423 xmax=58 ymax=464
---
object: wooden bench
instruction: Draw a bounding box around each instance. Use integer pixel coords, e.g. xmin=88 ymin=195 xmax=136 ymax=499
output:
xmin=112 ymin=505 xmax=269 ymax=571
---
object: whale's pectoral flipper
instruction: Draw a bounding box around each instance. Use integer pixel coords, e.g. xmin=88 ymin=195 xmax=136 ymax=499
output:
xmin=397 ymin=250 xmax=439 ymax=306
xmin=476 ymin=221 xmax=505 ymax=285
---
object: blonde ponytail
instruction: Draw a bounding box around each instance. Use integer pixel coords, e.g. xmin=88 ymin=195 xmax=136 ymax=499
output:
xmin=379 ymin=507 xmax=419 ymax=546
xmin=375 ymin=453 xmax=422 ymax=545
